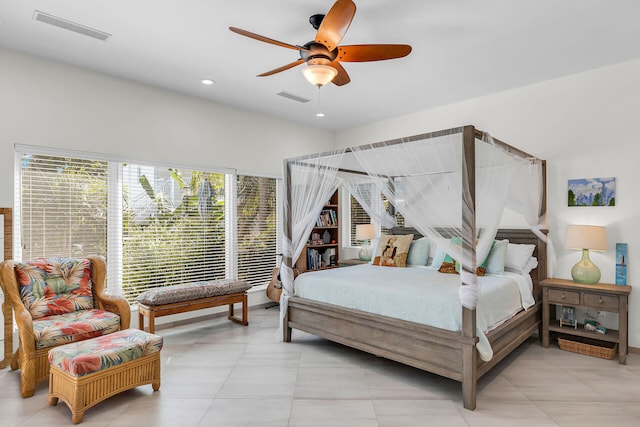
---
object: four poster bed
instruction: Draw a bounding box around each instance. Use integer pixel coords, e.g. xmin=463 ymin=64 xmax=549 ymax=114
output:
xmin=279 ymin=126 xmax=547 ymax=410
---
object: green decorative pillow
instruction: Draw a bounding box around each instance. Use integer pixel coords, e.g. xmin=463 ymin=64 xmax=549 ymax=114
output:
xmin=407 ymin=237 xmax=430 ymax=266
xmin=486 ymin=239 xmax=509 ymax=274
xmin=438 ymin=237 xmax=490 ymax=276
xmin=372 ymin=234 xmax=414 ymax=267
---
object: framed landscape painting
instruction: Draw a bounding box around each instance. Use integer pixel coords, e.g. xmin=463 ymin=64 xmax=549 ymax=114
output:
xmin=568 ymin=177 xmax=615 ymax=207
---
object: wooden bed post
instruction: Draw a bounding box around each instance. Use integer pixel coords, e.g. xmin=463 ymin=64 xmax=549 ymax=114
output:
xmin=282 ymin=158 xmax=293 ymax=342
xmin=461 ymin=125 xmax=478 ymax=410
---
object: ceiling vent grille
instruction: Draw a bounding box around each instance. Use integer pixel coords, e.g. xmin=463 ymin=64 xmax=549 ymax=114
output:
xmin=277 ymin=91 xmax=311 ymax=103
xmin=33 ymin=10 xmax=111 ymax=41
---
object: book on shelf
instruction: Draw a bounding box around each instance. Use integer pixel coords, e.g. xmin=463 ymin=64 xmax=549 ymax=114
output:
xmin=307 ymin=248 xmax=327 ymax=270
xmin=316 ymin=209 xmax=338 ymax=227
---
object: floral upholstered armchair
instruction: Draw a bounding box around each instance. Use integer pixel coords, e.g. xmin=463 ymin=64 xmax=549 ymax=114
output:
xmin=0 ymin=256 xmax=130 ymax=397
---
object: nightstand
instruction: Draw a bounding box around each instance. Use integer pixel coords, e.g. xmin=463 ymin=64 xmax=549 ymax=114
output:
xmin=339 ymin=258 xmax=369 ymax=267
xmin=540 ymin=278 xmax=632 ymax=364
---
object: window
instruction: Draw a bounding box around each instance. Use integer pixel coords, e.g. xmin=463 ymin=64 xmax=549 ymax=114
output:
xmin=15 ymin=148 xmax=280 ymax=303
xmin=348 ymin=192 xmax=405 ymax=246
xmin=120 ymin=165 xmax=227 ymax=301
xmin=349 ymin=195 xmax=371 ymax=246
xmin=236 ymin=175 xmax=279 ymax=286
xmin=17 ymin=154 xmax=108 ymax=260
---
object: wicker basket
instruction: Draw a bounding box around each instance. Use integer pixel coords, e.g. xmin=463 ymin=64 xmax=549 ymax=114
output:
xmin=557 ymin=336 xmax=617 ymax=360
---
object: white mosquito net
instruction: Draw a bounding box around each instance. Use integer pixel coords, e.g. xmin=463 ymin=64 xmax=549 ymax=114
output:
xmin=279 ymin=126 xmax=545 ymax=338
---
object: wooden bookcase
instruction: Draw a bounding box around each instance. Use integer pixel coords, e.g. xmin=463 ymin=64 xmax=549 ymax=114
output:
xmin=296 ymin=190 xmax=340 ymax=273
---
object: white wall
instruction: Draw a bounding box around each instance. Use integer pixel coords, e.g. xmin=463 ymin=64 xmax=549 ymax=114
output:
xmin=0 ymin=47 xmax=335 ymax=207
xmin=336 ymin=59 xmax=640 ymax=348
xmin=0 ymin=47 xmax=335 ymax=340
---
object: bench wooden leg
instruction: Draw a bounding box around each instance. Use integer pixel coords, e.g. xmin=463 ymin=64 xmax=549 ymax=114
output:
xmin=147 ymin=313 xmax=155 ymax=334
xmin=227 ymin=293 xmax=248 ymax=326
xmin=138 ymin=310 xmax=145 ymax=332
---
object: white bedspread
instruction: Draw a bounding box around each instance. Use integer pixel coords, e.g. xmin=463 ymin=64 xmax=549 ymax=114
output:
xmin=294 ymin=264 xmax=535 ymax=361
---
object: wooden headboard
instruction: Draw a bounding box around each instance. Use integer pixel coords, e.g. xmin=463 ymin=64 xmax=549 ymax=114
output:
xmin=388 ymin=226 xmax=547 ymax=301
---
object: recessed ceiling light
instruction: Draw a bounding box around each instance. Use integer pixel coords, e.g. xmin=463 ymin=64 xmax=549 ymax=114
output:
xmin=316 ymin=112 xmax=325 ymax=117
xmin=201 ymin=79 xmax=215 ymax=85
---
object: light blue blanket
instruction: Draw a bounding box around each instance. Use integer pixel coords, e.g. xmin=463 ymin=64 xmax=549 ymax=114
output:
xmin=294 ymin=264 xmax=534 ymax=361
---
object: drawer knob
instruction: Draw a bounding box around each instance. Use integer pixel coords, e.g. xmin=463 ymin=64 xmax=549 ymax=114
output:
xmin=599 ymin=297 xmax=604 ymax=304
xmin=561 ymin=292 xmax=565 ymax=299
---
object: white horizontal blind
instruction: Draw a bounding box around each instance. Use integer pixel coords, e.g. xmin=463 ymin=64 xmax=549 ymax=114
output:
xmin=349 ymin=195 xmax=371 ymax=246
xmin=380 ymin=193 xmax=405 ymax=234
xmin=18 ymin=153 xmax=108 ymax=260
xmin=350 ymin=193 xmax=406 ymax=244
xmin=120 ymin=164 xmax=226 ymax=301
xmin=236 ymin=175 xmax=278 ymax=286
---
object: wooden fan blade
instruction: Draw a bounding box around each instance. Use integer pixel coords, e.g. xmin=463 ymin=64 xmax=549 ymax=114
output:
xmin=257 ymin=59 xmax=305 ymax=77
xmin=315 ymin=0 xmax=356 ymax=51
xmin=330 ymin=61 xmax=351 ymax=86
xmin=229 ymin=27 xmax=309 ymax=52
xmin=337 ymin=44 xmax=412 ymax=62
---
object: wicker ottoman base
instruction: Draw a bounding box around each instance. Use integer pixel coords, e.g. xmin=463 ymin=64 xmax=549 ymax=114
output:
xmin=48 ymin=329 xmax=163 ymax=423
xmin=48 ymin=351 xmax=161 ymax=424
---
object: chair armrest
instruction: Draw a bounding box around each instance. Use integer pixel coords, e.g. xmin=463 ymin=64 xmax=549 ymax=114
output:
xmin=1 ymin=260 xmax=36 ymax=356
xmin=95 ymin=292 xmax=131 ymax=329
xmin=87 ymin=255 xmax=131 ymax=329
xmin=14 ymin=307 xmax=36 ymax=356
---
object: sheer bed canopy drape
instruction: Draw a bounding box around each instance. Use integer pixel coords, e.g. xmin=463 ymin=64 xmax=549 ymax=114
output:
xmin=280 ymin=125 xmax=546 ymax=331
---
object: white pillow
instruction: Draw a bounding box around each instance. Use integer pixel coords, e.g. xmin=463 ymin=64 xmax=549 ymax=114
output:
xmin=505 ymin=243 xmax=536 ymax=274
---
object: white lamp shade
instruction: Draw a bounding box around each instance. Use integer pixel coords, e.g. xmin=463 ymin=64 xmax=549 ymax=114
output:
xmin=355 ymin=224 xmax=376 ymax=241
xmin=565 ymin=225 xmax=607 ymax=251
xmin=301 ymin=64 xmax=338 ymax=87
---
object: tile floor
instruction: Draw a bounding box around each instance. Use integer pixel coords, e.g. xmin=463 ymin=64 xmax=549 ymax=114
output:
xmin=1 ymin=307 xmax=639 ymax=426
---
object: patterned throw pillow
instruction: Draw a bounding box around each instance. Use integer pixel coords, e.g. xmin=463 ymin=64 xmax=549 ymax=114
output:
xmin=372 ymin=234 xmax=414 ymax=267
xmin=16 ymin=258 xmax=94 ymax=319
xmin=438 ymin=237 xmax=490 ymax=276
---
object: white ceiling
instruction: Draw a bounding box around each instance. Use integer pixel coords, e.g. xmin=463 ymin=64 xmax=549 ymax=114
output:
xmin=1 ymin=1 xmax=639 ymax=131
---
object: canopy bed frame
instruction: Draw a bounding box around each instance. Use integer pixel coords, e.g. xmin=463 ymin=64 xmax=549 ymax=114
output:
xmin=280 ymin=125 xmax=547 ymax=410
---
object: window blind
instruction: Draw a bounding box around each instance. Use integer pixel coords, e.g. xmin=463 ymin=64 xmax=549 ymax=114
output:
xmin=16 ymin=147 xmax=283 ymax=303
xmin=349 ymin=195 xmax=371 ymax=246
xmin=236 ymin=175 xmax=278 ymax=286
xmin=349 ymin=192 xmax=406 ymax=245
xmin=120 ymin=165 xmax=226 ymax=301
xmin=18 ymin=154 xmax=108 ymax=260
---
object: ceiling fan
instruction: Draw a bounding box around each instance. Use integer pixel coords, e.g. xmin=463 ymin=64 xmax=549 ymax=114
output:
xmin=229 ymin=0 xmax=412 ymax=87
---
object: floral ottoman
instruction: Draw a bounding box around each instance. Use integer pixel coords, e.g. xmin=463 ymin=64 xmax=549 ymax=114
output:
xmin=48 ymin=328 xmax=163 ymax=424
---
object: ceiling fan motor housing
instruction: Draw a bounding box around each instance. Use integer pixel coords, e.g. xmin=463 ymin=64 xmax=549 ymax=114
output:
xmin=300 ymin=42 xmax=338 ymax=65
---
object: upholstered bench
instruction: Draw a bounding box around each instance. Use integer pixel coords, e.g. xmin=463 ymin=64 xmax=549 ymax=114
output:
xmin=136 ymin=279 xmax=251 ymax=333
xmin=48 ymin=328 xmax=162 ymax=424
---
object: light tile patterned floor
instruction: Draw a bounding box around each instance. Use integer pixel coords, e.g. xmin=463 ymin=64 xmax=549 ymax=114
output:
xmin=1 ymin=307 xmax=639 ymax=426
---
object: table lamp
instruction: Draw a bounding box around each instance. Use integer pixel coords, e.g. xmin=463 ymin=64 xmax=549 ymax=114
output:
xmin=564 ymin=224 xmax=607 ymax=284
xmin=356 ymin=224 xmax=376 ymax=261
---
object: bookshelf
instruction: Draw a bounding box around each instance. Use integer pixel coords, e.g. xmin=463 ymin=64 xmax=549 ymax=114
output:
xmin=296 ymin=190 xmax=340 ymax=273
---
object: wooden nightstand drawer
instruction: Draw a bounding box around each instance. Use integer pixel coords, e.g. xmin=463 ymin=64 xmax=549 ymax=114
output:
xmin=583 ymin=293 xmax=619 ymax=311
xmin=548 ymin=289 xmax=580 ymax=305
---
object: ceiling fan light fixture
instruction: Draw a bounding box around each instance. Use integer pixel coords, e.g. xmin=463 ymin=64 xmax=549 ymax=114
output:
xmin=302 ymin=64 xmax=338 ymax=87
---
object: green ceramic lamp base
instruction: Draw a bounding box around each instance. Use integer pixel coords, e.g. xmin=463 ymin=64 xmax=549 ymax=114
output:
xmin=571 ymin=249 xmax=601 ymax=284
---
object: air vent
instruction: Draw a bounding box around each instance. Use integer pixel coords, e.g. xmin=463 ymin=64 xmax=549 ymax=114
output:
xmin=33 ymin=10 xmax=111 ymax=41
xmin=277 ymin=91 xmax=311 ymax=103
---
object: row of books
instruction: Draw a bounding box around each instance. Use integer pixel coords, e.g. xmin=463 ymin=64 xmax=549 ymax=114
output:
xmin=307 ymin=247 xmax=336 ymax=270
xmin=316 ymin=209 xmax=338 ymax=227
